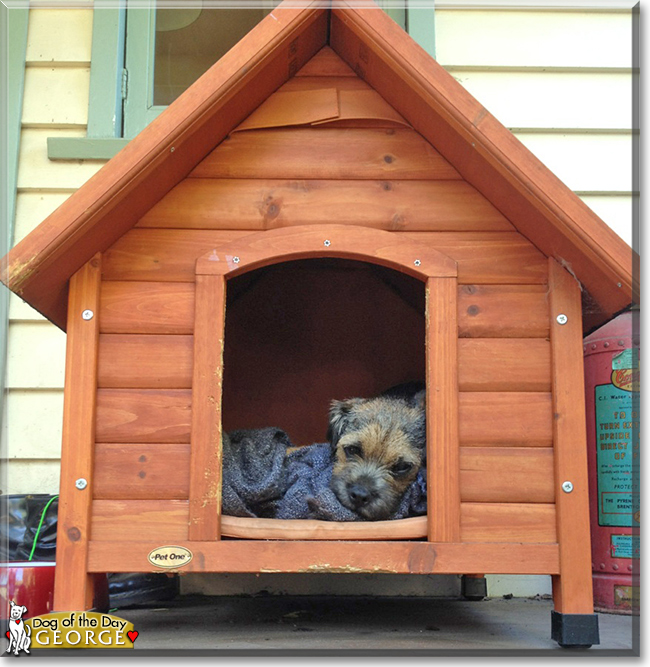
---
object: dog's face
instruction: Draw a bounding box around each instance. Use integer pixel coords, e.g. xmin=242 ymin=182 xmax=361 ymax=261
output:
xmin=327 ymin=392 xmax=426 ymax=521
xmin=9 ymin=601 xmax=27 ymax=621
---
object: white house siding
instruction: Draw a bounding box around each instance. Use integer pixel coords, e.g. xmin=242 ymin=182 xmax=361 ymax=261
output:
xmin=2 ymin=7 xmax=99 ymax=494
xmin=3 ymin=3 xmax=636 ymax=586
xmin=435 ymin=3 xmax=636 ymax=245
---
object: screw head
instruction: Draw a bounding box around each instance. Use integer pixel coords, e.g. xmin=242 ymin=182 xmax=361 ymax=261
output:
xmin=232 ymin=256 xmax=240 ymax=264
xmin=323 ymin=239 xmax=331 ymax=247
xmin=556 ymin=314 xmax=568 ymax=325
xmin=82 ymin=310 xmax=94 ymax=321
xmin=414 ymin=259 xmax=421 ymax=267
xmin=75 ymin=478 xmax=88 ymax=490
xmin=562 ymin=481 xmax=574 ymax=493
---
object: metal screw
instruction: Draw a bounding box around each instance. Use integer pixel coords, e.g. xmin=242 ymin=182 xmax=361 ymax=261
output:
xmin=82 ymin=310 xmax=94 ymax=321
xmin=562 ymin=481 xmax=574 ymax=493
xmin=617 ymin=282 xmax=622 ymax=288
xmin=556 ymin=314 xmax=568 ymax=325
xmin=75 ymin=478 xmax=88 ymax=490
xmin=324 ymin=239 xmax=331 ymax=247
xmin=233 ymin=256 xmax=240 ymax=264
xmin=170 ymin=146 xmax=175 ymax=153
xmin=414 ymin=259 xmax=421 ymax=267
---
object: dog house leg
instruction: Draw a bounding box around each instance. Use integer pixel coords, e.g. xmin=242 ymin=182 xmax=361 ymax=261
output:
xmin=548 ymin=259 xmax=599 ymax=648
xmin=53 ymin=255 xmax=102 ymax=611
xmin=461 ymin=574 xmax=487 ymax=601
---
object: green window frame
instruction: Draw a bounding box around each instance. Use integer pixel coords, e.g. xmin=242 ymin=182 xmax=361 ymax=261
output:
xmin=48 ymin=2 xmax=436 ymax=161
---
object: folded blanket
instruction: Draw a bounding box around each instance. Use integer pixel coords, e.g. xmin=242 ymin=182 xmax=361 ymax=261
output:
xmin=222 ymin=428 xmax=427 ymax=521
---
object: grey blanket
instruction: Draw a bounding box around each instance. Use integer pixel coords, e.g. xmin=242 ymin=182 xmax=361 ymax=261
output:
xmin=222 ymin=428 xmax=427 ymax=521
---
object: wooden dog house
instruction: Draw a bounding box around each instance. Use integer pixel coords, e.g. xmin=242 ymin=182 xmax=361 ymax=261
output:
xmin=1 ymin=2 xmax=637 ymax=647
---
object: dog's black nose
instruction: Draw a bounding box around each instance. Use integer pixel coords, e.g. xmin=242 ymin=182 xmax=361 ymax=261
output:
xmin=348 ymin=483 xmax=371 ymax=507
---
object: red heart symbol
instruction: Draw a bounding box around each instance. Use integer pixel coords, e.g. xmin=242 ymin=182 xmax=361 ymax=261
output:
xmin=5 ymin=631 xmax=9 ymax=639
xmin=127 ymin=630 xmax=138 ymax=643
xmin=15 ymin=620 xmax=20 ymax=624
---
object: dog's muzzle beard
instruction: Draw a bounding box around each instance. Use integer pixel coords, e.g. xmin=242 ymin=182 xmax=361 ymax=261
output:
xmin=330 ymin=463 xmax=400 ymax=521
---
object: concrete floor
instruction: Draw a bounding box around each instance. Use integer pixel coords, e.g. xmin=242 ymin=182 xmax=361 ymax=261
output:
xmin=114 ymin=595 xmax=639 ymax=656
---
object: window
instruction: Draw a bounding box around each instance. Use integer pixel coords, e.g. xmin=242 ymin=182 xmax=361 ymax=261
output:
xmin=47 ymin=2 xmax=436 ymax=160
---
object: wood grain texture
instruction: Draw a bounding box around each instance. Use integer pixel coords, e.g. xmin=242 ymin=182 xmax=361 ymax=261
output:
xmin=295 ymin=45 xmax=357 ymax=76
xmin=189 ymin=128 xmax=461 ymax=180
xmin=87 ymin=538 xmax=560 ymax=575
xmin=100 ymin=279 xmax=549 ymax=340
xmin=103 ymin=229 xmax=546 ymax=285
xmin=459 ymin=393 xmax=553 ymax=447
xmin=137 ymin=179 xmax=512 ymax=232
xmin=188 ymin=275 xmax=226 ymax=540
xmin=460 ymin=503 xmax=557 ymax=543
xmin=426 ymin=277 xmax=460 ymax=542
xmin=93 ymin=443 xmax=191 ymax=500
xmin=457 ymin=285 xmax=550 ymax=338
xmin=95 ymin=389 xmax=192 ymax=443
xmin=92 ymin=500 xmax=189 ymax=541
xmin=3 ymin=4 xmax=329 ymax=329
xmin=97 ymin=334 xmax=193 ymax=388
xmin=53 ymin=254 xmax=101 ymax=612
xmin=548 ymin=259 xmax=595 ymax=614
xmin=100 ymin=282 xmax=195 ymax=334
xmin=195 ymin=224 xmax=457 ymax=280
xmin=460 ymin=447 xmax=555 ymax=503
xmin=458 ymin=339 xmax=551 ymax=392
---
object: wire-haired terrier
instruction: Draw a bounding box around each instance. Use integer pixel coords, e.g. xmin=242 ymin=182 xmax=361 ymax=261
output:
xmin=327 ymin=382 xmax=426 ymax=520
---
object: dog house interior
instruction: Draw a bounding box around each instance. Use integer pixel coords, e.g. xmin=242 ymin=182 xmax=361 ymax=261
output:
xmin=1 ymin=3 xmax=636 ymax=648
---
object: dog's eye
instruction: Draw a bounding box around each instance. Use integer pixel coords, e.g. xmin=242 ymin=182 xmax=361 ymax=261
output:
xmin=391 ymin=460 xmax=414 ymax=476
xmin=343 ymin=444 xmax=363 ymax=459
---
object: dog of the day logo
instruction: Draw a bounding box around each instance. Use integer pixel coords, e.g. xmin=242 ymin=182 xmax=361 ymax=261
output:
xmin=6 ymin=603 xmax=138 ymax=652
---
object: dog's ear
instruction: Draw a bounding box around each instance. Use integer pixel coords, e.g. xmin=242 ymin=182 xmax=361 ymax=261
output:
xmin=327 ymin=398 xmax=363 ymax=450
xmin=413 ymin=388 xmax=426 ymax=410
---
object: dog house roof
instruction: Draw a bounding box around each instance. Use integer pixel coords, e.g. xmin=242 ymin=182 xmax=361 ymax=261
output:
xmin=1 ymin=1 xmax=637 ymax=332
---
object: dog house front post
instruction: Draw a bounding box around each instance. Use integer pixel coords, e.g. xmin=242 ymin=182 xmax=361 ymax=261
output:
xmin=188 ymin=274 xmax=227 ymax=541
xmin=425 ymin=276 xmax=461 ymax=543
xmin=53 ymin=254 xmax=102 ymax=611
xmin=548 ymin=258 xmax=599 ymax=645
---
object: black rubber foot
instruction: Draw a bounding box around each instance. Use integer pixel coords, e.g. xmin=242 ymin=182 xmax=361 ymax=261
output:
xmin=461 ymin=576 xmax=487 ymax=601
xmin=551 ymin=610 xmax=600 ymax=648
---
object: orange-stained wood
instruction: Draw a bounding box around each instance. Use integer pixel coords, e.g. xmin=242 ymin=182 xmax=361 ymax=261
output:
xmin=102 ymin=229 xmax=547 ymax=285
xmin=95 ymin=389 xmax=192 ymax=443
xmin=195 ymin=224 xmax=457 ymax=280
xmin=329 ymin=4 xmax=635 ymax=323
xmin=97 ymin=334 xmax=193 ymax=388
xmin=95 ymin=335 xmax=549 ymax=394
xmin=188 ymin=274 xmax=226 ymax=540
xmin=137 ymin=179 xmax=510 ymax=232
xmin=189 ymin=128 xmax=462 ymax=180
xmin=99 ymin=280 xmax=548 ymax=340
xmin=87 ymin=539 xmax=561 ymax=575
xmin=92 ymin=445 xmax=555 ymax=505
xmin=460 ymin=503 xmax=557 ymax=543
xmin=1 ymin=3 xmax=329 ymax=329
xmin=459 ymin=393 xmax=553 ymax=447
xmin=295 ymin=45 xmax=357 ymax=76
xmin=100 ymin=282 xmax=195 ymax=334
xmin=460 ymin=447 xmax=555 ymax=503
xmin=457 ymin=339 xmax=551 ymax=392
xmin=90 ymin=499 xmax=556 ymax=546
xmin=426 ymin=277 xmax=460 ymax=542
xmin=548 ymin=259 xmax=595 ymax=615
xmin=93 ymin=443 xmax=191 ymax=500
xmin=53 ymin=254 xmax=101 ymax=612
xmin=457 ymin=285 xmax=550 ymax=338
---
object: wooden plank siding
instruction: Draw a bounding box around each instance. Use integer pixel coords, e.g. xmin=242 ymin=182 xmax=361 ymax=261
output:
xmin=96 ymin=61 xmax=554 ymax=545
